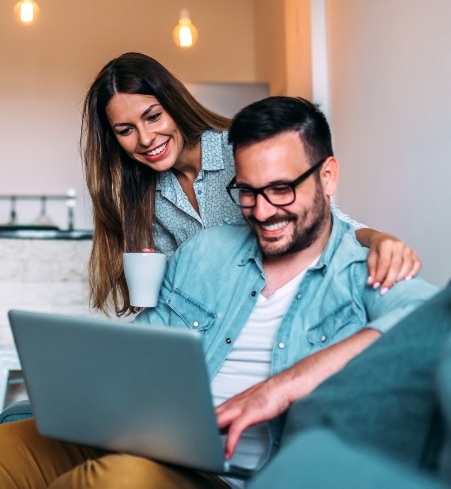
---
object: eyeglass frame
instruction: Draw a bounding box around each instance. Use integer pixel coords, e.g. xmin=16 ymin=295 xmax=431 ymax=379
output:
xmin=226 ymin=157 xmax=328 ymax=208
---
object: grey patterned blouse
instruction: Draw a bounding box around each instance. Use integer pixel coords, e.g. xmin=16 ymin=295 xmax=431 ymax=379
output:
xmin=153 ymin=130 xmax=365 ymax=256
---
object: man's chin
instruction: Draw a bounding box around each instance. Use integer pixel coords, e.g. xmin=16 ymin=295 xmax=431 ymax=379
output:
xmin=259 ymin=237 xmax=292 ymax=257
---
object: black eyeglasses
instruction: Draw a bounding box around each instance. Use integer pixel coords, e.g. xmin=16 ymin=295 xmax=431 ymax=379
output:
xmin=226 ymin=158 xmax=327 ymax=208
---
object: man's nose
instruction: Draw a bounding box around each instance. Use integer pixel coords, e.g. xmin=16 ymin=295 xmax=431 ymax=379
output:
xmin=251 ymin=193 xmax=278 ymax=222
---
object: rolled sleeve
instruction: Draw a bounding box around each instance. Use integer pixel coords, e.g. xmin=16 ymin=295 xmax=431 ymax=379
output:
xmin=364 ymin=277 xmax=439 ymax=334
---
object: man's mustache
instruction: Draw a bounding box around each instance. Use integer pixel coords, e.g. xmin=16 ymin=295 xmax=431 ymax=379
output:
xmin=246 ymin=214 xmax=297 ymax=226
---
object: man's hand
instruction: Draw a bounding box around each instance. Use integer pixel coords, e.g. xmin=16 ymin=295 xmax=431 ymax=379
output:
xmin=355 ymin=229 xmax=422 ymax=294
xmin=216 ymin=376 xmax=292 ymax=460
xmin=215 ymin=328 xmax=381 ymax=459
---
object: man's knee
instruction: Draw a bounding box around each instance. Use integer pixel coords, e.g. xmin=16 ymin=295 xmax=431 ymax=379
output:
xmin=50 ymin=453 xmax=224 ymax=489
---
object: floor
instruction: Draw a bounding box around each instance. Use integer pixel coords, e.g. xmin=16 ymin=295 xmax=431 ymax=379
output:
xmin=0 ymin=346 xmax=28 ymax=410
xmin=4 ymin=370 xmax=28 ymax=408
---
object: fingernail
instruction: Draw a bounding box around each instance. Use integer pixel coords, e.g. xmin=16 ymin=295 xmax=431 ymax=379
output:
xmin=367 ymin=277 xmax=373 ymax=285
xmin=380 ymin=287 xmax=388 ymax=296
xmin=405 ymin=275 xmax=412 ymax=281
xmin=373 ymin=282 xmax=380 ymax=290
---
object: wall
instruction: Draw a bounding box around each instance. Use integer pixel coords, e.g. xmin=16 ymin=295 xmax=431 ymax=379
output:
xmin=0 ymin=0 xmax=256 ymax=229
xmin=254 ymin=0 xmax=287 ymax=95
xmin=285 ymin=0 xmax=313 ymax=99
xmin=327 ymin=0 xmax=451 ymax=286
xmin=255 ymin=0 xmax=312 ymax=98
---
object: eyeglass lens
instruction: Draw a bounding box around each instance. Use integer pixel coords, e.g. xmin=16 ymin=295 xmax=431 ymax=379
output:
xmin=229 ymin=185 xmax=295 ymax=208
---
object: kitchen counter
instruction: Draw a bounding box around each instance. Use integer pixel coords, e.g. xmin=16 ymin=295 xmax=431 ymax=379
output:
xmin=0 ymin=236 xmax=96 ymax=409
xmin=0 ymin=237 xmax=95 ymax=348
xmin=0 ymin=227 xmax=92 ymax=240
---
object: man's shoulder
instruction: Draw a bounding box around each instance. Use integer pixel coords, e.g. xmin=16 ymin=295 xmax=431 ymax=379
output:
xmin=176 ymin=224 xmax=253 ymax=256
xmin=324 ymin=218 xmax=369 ymax=272
xmin=196 ymin=223 xmax=251 ymax=246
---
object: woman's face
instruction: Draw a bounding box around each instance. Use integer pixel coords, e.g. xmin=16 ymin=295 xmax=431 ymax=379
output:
xmin=106 ymin=93 xmax=186 ymax=172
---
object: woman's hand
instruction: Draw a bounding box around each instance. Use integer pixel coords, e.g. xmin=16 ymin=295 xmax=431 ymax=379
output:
xmin=355 ymin=229 xmax=422 ymax=294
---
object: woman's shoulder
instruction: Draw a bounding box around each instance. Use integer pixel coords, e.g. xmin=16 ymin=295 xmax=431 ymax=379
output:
xmin=200 ymin=130 xmax=233 ymax=169
xmin=201 ymin=129 xmax=230 ymax=148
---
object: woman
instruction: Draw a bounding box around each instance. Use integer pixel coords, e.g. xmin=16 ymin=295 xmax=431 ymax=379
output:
xmin=81 ymin=52 xmax=420 ymax=316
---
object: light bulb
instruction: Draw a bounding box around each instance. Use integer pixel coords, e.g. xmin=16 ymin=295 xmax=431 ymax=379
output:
xmin=14 ymin=0 xmax=40 ymax=25
xmin=173 ymin=9 xmax=198 ymax=48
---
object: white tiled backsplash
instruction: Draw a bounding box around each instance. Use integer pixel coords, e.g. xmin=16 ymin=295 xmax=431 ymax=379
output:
xmin=0 ymin=239 xmax=97 ymax=348
xmin=0 ymin=238 xmax=125 ymax=408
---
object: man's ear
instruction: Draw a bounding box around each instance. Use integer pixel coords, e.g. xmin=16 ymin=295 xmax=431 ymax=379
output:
xmin=320 ymin=157 xmax=339 ymax=197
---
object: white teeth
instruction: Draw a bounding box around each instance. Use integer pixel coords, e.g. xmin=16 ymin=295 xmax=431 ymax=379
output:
xmin=147 ymin=142 xmax=167 ymax=156
xmin=262 ymin=220 xmax=289 ymax=231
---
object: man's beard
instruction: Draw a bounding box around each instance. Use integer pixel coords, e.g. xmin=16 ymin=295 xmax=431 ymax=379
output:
xmin=247 ymin=181 xmax=330 ymax=257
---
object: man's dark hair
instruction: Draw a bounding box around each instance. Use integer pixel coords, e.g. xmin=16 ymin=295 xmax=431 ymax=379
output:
xmin=228 ymin=96 xmax=333 ymax=165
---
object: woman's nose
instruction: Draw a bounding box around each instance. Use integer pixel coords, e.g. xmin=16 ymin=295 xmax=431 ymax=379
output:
xmin=137 ymin=128 xmax=154 ymax=148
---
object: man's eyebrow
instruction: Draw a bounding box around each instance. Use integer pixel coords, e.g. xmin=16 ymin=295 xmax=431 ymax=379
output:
xmin=112 ymin=104 xmax=160 ymax=128
xmin=235 ymin=178 xmax=292 ymax=188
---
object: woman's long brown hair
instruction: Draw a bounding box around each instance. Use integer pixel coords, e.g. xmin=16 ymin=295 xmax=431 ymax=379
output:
xmin=81 ymin=52 xmax=230 ymax=316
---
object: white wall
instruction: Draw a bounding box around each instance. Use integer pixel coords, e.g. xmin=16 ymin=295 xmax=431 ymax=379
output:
xmin=0 ymin=0 xmax=257 ymax=230
xmin=327 ymin=0 xmax=451 ymax=286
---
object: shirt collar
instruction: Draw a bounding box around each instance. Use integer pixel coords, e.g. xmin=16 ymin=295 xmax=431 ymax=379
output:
xmin=311 ymin=213 xmax=352 ymax=274
xmin=237 ymin=229 xmax=264 ymax=273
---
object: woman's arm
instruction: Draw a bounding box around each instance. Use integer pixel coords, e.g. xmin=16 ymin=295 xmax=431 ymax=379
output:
xmin=332 ymin=203 xmax=422 ymax=294
xmin=355 ymin=228 xmax=421 ymax=294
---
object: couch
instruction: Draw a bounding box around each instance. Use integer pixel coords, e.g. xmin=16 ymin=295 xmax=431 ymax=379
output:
xmin=2 ymin=285 xmax=451 ymax=488
xmin=0 ymin=399 xmax=449 ymax=488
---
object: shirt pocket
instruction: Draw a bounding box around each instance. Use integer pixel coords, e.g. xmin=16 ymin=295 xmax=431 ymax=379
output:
xmin=307 ymin=301 xmax=361 ymax=348
xmin=166 ymin=288 xmax=217 ymax=333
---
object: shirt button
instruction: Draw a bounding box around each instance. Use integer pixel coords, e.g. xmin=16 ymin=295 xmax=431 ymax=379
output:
xmin=321 ymin=335 xmax=327 ymax=342
xmin=251 ymin=291 xmax=257 ymax=297
xmin=197 ymin=189 xmax=202 ymax=195
xmin=273 ymin=439 xmax=280 ymax=447
xmin=296 ymin=293 xmax=302 ymax=300
xmin=226 ymin=338 xmax=232 ymax=344
xmin=278 ymin=342 xmax=285 ymax=349
xmin=192 ymin=321 xmax=199 ymax=328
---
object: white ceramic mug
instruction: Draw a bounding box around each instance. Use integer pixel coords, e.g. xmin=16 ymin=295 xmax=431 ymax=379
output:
xmin=123 ymin=252 xmax=167 ymax=307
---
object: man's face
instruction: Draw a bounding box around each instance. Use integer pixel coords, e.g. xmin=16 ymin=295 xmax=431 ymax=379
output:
xmin=234 ymin=131 xmax=330 ymax=258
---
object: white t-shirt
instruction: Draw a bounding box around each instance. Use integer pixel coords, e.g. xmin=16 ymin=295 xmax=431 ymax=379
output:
xmin=211 ymin=260 xmax=319 ymax=488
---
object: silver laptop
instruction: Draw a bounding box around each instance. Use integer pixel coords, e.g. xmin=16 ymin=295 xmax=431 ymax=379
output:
xmin=8 ymin=309 xmax=253 ymax=478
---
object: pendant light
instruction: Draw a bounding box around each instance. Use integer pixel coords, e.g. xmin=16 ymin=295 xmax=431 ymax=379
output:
xmin=14 ymin=0 xmax=40 ymax=26
xmin=173 ymin=9 xmax=198 ymax=48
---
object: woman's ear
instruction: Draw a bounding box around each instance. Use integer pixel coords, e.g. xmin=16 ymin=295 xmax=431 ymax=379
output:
xmin=320 ymin=157 xmax=339 ymax=197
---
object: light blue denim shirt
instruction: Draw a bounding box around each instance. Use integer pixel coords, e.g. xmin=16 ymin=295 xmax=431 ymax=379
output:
xmin=135 ymin=215 xmax=438 ymax=464
xmin=153 ymin=130 xmax=366 ymax=256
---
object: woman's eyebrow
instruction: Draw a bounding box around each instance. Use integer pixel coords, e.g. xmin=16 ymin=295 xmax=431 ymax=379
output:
xmin=112 ymin=104 xmax=161 ymax=128
xmin=141 ymin=103 xmax=160 ymax=118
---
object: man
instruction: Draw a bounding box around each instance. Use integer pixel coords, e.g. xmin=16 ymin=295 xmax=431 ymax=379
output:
xmin=133 ymin=96 xmax=437 ymax=488
xmin=0 ymin=97 xmax=438 ymax=489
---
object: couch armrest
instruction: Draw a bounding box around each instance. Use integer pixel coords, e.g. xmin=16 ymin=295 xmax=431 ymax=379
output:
xmin=0 ymin=400 xmax=33 ymax=424
xmin=248 ymin=428 xmax=446 ymax=489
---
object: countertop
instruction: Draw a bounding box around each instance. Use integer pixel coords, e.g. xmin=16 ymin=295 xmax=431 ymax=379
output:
xmin=0 ymin=227 xmax=93 ymax=240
